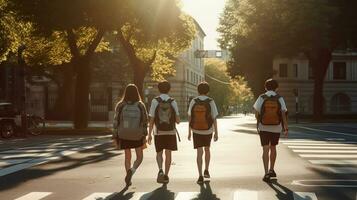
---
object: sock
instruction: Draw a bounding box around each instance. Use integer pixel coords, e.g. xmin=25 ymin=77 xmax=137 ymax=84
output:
xmin=131 ymin=167 xmax=136 ymax=174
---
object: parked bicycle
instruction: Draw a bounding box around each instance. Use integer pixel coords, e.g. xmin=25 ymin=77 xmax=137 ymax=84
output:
xmin=0 ymin=102 xmax=45 ymax=139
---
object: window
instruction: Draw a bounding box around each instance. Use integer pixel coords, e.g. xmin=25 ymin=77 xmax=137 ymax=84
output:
xmin=279 ymin=64 xmax=288 ymax=78
xmin=215 ymin=51 xmax=222 ymax=58
xmin=331 ymin=93 xmax=350 ymax=112
xmin=333 ymin=62 xmax=346 ymax=80
xmin=308 ymin=65 xmax=314 ymax=80
xmin=293 ymin=64 xmax=298 ymax=78
xmin=191 ymin=71 xmax=194 ymax=83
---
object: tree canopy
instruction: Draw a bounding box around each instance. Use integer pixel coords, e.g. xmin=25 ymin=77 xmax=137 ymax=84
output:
xmin=205 ymin=58 xmax=253 ymax=115
xmin=219 ymin=0 xmax=357 ymax=119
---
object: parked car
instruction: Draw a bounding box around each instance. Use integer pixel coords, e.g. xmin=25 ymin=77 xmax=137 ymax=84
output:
xmin=0 ymin=102 xmax=21 ymax=138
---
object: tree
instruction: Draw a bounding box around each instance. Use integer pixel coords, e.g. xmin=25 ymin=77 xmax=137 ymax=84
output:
xmin=10 ymin=0 xmax=195 ymax=128
xmin=116 ymin=0 xmax=195 ymax=96
xmin=219 ymin=0 xmax=357 ymax=120
xmin=9 ymin=0 xmax=127 ymax=128
xmin=205 ymin=58 xmax=254 ymax=115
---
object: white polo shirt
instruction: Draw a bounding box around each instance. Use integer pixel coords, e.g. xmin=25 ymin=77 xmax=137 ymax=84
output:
xmin=188 ymin=96 xmax=219 ymax=135
xmin=253 ymin=91 xmax=287 ymax=134
xmin=149 ymin=94 xmax=179 ymax=135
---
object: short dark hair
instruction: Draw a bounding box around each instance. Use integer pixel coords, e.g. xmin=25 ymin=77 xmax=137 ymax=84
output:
xmin=265 ymin=79 xmax=279 ymax=91
xmin=198 ymin=82 xmax=210 ymax=95
xmin=158 ymin=80 xmax=171 ymax=94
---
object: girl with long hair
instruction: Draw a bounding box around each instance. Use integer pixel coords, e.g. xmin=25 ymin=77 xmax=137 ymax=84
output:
xmin=113 ymin=84 xmax=148 ymax=186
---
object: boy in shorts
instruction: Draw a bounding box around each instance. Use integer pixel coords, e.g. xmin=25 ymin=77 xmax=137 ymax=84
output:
xmin=253 ymin=79 xmax=288 ymax=182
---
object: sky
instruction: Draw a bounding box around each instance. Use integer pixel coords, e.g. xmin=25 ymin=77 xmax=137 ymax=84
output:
xmin=180 ymin=0 xmax=226 ymax=50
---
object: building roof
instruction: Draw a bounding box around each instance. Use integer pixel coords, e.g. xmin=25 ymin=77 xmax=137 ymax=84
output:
xmin=192 ymin=18 xmax=206 ymax=37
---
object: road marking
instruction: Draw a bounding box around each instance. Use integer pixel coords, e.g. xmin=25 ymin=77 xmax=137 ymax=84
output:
xmin=175 ymin=192 xmax=200 ymax=200
xmin=15 ymin=192 xmax=52 ymax=200
xmin=293 ymin=192 xmax=318 ymax=200
xmin=0 ymin=159 xmax=32 ymax=168
xmin=309 ymin=159 xmax=357 ymax=165
xmin=284 ymin=143 xmax=357 ymax=146
xmin=328 ymin=167 xmax=357 ymax=174
xmin=300 ymin=154 xmax=357 ymax=158
xmin=288 ymin=146 xmax=357 ymax=149
xmin=82 ymin=192 xmax=112 ymax=200
xmin=293 ymin=126 xmax=357 ymax=137
xmin=326 ymin=138 xmax=345 ymax=141
xmin=292 ymin=179 xmax=357 ymax=188
xmin=233 ymin=190 xmax=258 ymax=200
xmin=293 ymin=149 xmax=357 ymax=153
xmin=1 ymin=153 xmax=47 ymax=159
xmin=0 ymin=141 xmax=109 ymax=177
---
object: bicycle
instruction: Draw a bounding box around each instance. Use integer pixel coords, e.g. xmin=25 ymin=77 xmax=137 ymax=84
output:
xmin=26 ymin=115 xmax=45 ymax=136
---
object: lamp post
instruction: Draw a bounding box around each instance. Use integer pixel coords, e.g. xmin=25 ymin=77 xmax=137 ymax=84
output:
xmin=17 ymin=45 xmax=27 ymax=136
xmin=293 ymin=88 xmax=299 ymax=123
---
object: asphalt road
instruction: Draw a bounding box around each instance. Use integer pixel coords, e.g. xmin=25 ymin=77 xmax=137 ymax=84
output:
xmin=0 ymin=115 xmax=356 ymax=200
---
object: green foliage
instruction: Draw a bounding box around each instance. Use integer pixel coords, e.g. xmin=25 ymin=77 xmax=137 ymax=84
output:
xmin=218 ymin=0 xmax=336 ymax=96
xmin=205 ymin=58 xmax=254 ymax=115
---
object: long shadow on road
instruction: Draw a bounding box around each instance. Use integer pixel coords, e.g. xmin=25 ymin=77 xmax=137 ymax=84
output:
xmin=0 ymin=143 xmax=120 ymax=192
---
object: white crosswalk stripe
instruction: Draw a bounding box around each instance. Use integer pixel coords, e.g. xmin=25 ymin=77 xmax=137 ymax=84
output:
xmin=82 ymin=192 xmax=112 ymax=200
xmin=293 ymin=192 xmax=318 ymax=200
xmin=14 ymin=192 xmax=52 ymax=200
xmin=12 ymin=190 xmax=322 ymax=200
xmin=282 ymin=139 xmax=357 ymax=174
xmin=233 ymin=190 xmax=258 ymax=200
xmin=0 ymin=139 xmax=109 ymax=177
xmin=174 ymin=192 xmax=200 ymax=200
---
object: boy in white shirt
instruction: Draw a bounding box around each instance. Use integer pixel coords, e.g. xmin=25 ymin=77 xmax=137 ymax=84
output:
xmin=253 ymin=79 xmax=288 ymax=182
xmin=148 ymin=81 xmax=180 ymax=184
xmin=188 ymin=82 xmax=219 ymax=184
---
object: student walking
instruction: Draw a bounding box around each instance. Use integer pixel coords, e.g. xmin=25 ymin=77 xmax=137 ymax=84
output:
xmin=188 ymin=82 xmax=219 ymax=184
xmin=253 ymin=79 xmax=288 ymax=182
xmin=148 ymin=81 xmax=180 ymax=184
xmin=113 ymin=84 xmax=148 ymax=186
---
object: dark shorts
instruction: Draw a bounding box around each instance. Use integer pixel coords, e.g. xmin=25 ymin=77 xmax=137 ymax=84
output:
xmin=118 ymin=138 xmax=144 ymax=150
xmin=259 ymin=131 xmax=280 ymax=146
xmin=154 ymin=135 xmax=178 ymax=152
xmin=193 ymin=133 xmax=212 ymax=149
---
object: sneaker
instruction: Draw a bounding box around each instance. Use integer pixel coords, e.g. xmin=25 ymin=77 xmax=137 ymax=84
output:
xmin=125 ymin=170 xmax=133 ymax=186
xmin=157 ymin=169 xmax=164 ymax=183
xmin=197 ymin=176 xmax=204 ymax=184
xmin=268 ymin=169 xmax=277 ymax=178
xmin=262 ymin=174 xmax=270 ymax=182
xmin=163 ymin=175 xmax=169 ymax=184
xmin=204 ymin=170 xmax=210 ymax=178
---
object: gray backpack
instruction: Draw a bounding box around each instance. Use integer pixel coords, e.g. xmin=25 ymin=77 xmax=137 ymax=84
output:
xmin=117 ymin=102 xmax=144 ymax=141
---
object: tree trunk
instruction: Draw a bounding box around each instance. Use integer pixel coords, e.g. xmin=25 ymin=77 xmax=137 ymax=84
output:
xmin=73 ymin=58 xmax=91 ymax=129
xmin=54 ymin=64 xmax=75 ymax=120
xmin=309 ymin=49 xmax=332 ymax=121
xmin=133 ymin=62 xmax=147 ymax=99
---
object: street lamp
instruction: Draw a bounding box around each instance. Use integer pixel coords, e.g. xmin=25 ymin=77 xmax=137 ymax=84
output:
xmin=293 ymin=88 xmax=299 ymax=123
xmin=17 ymin=45 xmax=27 ymax=136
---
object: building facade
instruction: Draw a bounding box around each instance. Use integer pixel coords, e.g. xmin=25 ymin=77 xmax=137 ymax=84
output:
xmin=273 ymin=52 xmax=357 ymax=116
xmin=145 ymin=20 xmax=206 ymax=117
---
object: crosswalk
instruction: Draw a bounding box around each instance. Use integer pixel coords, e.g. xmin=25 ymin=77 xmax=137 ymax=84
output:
xmin=281 ymin=139 xmax=357 ymax=173
xmin=0 ymin=137 xmax=110 ymax=177
xmin=11 ymin=190 xmax=332 ymax=200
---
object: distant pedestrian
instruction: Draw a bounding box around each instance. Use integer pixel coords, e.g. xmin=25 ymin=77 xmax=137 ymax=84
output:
xmin=148 ymin=80 xmax=180 ymax=184
xmin=188 ymin=82 xmax=219 ymax=184
xmin=113 ymin=84 xmax=148 ymax=186
xmin=253 ymin=79 xmax=288 ymax=182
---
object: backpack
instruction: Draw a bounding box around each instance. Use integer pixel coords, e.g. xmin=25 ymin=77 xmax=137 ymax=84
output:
xmin=259 ymin=94 xmax=282 ymax=125
xmin=154 ymin=97 xmax=176 ymax=131
xmin=117 ymin=102 xmax=145 ymax=141
xmin=190 ymin=98 xmax=213 ymax=130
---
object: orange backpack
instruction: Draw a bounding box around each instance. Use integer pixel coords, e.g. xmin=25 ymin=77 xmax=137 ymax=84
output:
xmin=190 ymin=98 xmax=213 ymax=130
xmin=260 ymin=94 xmax=282 ymax=125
